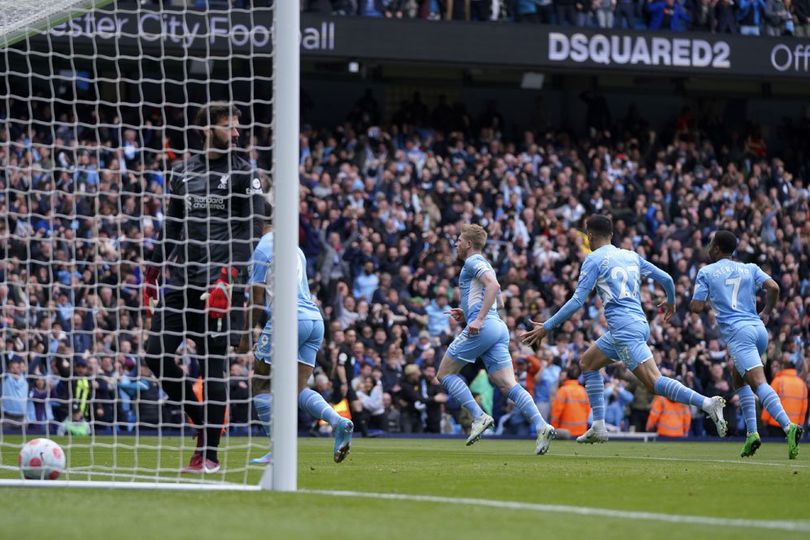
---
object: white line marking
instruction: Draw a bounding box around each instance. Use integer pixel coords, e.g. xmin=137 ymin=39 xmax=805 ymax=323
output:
xmin=356 ymin=442 xmax=810 ymax=469
xmin=302 ymin=489 xmax=810 ymax=533
xmin=554 ymin=453 xmax=810 ymax=469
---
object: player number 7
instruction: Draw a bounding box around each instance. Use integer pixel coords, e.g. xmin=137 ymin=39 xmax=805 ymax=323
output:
xmin=724 ymin=277 xmax=741 ymax=309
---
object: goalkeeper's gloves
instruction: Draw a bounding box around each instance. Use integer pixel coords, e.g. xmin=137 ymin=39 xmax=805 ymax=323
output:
xmin=201 ymin=267 xmax=239 ymax=331
xmin=142 ymin=265 xmax=160 ymax=316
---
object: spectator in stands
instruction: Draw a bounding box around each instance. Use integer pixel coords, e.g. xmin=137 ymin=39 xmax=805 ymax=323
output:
xmin=646 ymin=395 xmax=691 ymax=437
xmin=357 ymin=375 xmax=385 ymax=432
xmin=647 ymin=0 xmax=691 ymax=30
xmin=737 ymin=0 xmax=768 ymax=34
xmin=765 ymin=0 xmax=795 ymax=34
xmin=762 ymin=357 xmax=808 ymax=437
xmin=229 ymin=362 xmax=250 ymax=431
xmin=1 ymin=357 xmax=28 ymax=431
xmin=604 ymin=378 xmax=634 ymax=431
xmin=703 ymin=363 xmax=738 ymax=436
xmin=576 ymin=0 xmax=594 ymax=25
xmin=550 ymin=365 xmax=590 ymax=438
xmin=358 ymin=0 xmax=389 ymax=16
xmin=595 ymin=0 xmax=617 ymax=27
xmin=715 ymin=0 xmax=739 ymax=31
xmin=625 ymin=375 xmax=654 ymax=432
xmin=614 ymin=0 xmax=637 ymax=27
xmin=515 ymin=0 xmax=540 ymax=21
xmin=421 ymin=364 xmax=447 ymax=432
xmin=557 ymin=0 xmax=579 ymax=25
xmin=27 ymin=368 xmax=55 ymax=433
xmin=118 ymin=363 xmax=162 ymax=429
xmin=534 ymin=356 xmax=562 ymax=419
xmin=795 ymin=0 xmax=810 ymax=35
xmin=58 ymin=357 xmax=92 ymax=436
xmin=398 ymin=363 xmax=424 ymax=432
xmin=686 ymin=0 xmax=716 ymax=31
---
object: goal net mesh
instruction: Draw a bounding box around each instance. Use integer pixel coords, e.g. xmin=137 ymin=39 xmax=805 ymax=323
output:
xmin=0 ymin=0 xmax=275 ymax=487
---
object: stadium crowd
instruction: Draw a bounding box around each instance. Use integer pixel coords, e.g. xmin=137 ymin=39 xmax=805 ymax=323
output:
xmin=1 ymin=84 xmax=809 ymax=440
xmin=146 ymin=0 xmax=809 ymax=37
xmin=310 ymin=0 xmax=808 ymax=37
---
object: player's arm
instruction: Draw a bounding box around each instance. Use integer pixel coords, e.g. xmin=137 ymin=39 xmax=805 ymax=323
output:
xmin=150 ymin=171 xmax=183 ymax=267
xmin=144 ymin=172 xmax=183 ymax=314
xmin=754 ymin=265 xmax=780 ymax=325
xmin=639 ymin=258 xmax=676 ymax=321
xmin=234 ymin=171 xmax=266 ymax=273
xmin=689 ymin=268 xmax=709 ymax=314
xmin=468 ymin=270 xmax=500 ymax=335
xmin=238 ymin=248 xmax=269 ymax=354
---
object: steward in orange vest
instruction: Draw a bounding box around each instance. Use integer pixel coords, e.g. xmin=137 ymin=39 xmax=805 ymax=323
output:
xmin=551 ymin=366 xmax=590 ymax=437
xmin=646 ymin=395 xmax=690 ymax=437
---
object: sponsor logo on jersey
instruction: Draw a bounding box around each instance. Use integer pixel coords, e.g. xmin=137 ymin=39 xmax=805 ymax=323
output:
xmin=185 ymin=194 xmax=226 ymax=211
xmin=218 ymin=174 xmax=230 ymax=190
xmin=247 ymin=177 xmax=263 ymax=195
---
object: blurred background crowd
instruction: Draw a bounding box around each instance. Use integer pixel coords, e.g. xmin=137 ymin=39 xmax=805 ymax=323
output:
xmin=139 ymin=0 xmax=810 ymax=38
xmin=1 ymin=77 xmax=808 ymax=440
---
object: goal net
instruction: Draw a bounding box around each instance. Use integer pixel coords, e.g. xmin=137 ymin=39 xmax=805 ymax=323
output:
xmin=0 ymin=0 xmax=297 ymax=490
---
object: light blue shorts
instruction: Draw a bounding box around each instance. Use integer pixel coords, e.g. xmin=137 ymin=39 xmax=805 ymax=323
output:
xmin=596 ymin=321 xmax=652 ymax=372
xmin=727 ymin=324 xmax=767 ymax=376
xmin=255 ymin=318 xmax=324 ymax=367
xmin=447 ymin=318 xmax=512 ymax=373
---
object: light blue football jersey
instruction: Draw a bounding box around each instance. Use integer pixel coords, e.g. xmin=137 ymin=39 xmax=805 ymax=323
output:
xmin=249 ymin=232 xmax=322 ymax=321
xmin=544 ymin=244 xmax=675 ymax=332
xmin=459 ymin=254 xmax=500 ymax=323
xmin=692 ymin=259 xmax=770 ymax=340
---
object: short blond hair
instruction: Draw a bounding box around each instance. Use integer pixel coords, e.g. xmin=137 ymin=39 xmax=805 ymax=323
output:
xmin=461 ymin=224 xmax=487 ymax=250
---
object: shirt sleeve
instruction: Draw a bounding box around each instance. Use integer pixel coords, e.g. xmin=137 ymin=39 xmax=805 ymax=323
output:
xmin=233 ymin=166 xmax=266 ymax=278
xmin=249 ymin=244 xmax=270 ymax=285
xmin=150 ymin=167 xmax=184 ymax=266
xmin=639 ymin=256 xmax=676 ymax=304
xmin=543 ymin=255 xmax=599 ymax=331
xmin=751 ymin=264 xmax=771 ymax=289
xmin=472 ymin=258 xmax=494 ymax=280
xmin=692 ymin=268 xmax=709 ymax=302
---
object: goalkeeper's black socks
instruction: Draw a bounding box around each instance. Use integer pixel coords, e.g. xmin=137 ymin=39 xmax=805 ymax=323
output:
xmin=205 ymin=426 xmax=221 ymax=463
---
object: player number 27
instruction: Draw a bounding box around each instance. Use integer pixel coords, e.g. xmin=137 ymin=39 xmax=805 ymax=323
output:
xmin=611 ymin=265 xmax=639 ymax=298
xmin=725 ymin=277 xmax=741 ymax=309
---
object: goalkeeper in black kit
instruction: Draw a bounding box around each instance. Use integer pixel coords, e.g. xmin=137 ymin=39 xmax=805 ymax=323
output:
xmin=142 ymin=102 xmax=264 ymax=473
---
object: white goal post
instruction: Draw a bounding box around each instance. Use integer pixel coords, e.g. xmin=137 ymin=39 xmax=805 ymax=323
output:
xmin=0 ymin=0 xmax=298 ymax=491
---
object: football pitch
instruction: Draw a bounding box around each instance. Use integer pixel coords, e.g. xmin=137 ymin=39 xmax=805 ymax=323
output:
xmin=0 ymin=436 xmax=808 ymax=540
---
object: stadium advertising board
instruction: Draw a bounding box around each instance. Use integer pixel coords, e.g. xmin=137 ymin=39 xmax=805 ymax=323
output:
xmin=37 ymin=10 xmax=810 ymax=79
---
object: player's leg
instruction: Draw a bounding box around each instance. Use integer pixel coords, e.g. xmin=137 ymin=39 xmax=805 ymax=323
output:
xmin=250 ymin=322 xmax=273 ymax=464
xmin=144 ymin=289 xmax=210 ymax=470
xmin=195 ymin=311 xmax=229 ymax=471
xmin=577 ymin=338 xmax=616 ymax=443
xmin=731 ymin=364 xmax=760 ymax=457
xmin=144 ymin=290 xmax=199 ymax=419
xmin=484 ymin=320 xmax=554 ymax=454
xmin=438 ymin=329 xmax=491 ymax=444
xmin=735 ymin=326 xmax=801 ymax=459
xmin=623 ymin=323 xmax=728 ymax=437
xmin=295 ymin=320 xmax=353 ymax=463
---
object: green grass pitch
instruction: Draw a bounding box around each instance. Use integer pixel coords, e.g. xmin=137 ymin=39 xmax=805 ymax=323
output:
xmin=0 ymin=436 xmax=808 ymax=540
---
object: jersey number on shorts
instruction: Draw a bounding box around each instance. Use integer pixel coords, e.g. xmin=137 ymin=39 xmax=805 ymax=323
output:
xmin=611 ymin=265 xmax=639 ymax=299
xmin=725 ymin=277 xmax=741 ymax=309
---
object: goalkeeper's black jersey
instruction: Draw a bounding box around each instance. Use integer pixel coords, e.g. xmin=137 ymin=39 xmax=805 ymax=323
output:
xmin=151 ymin=152 xmax=264 ymax=287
